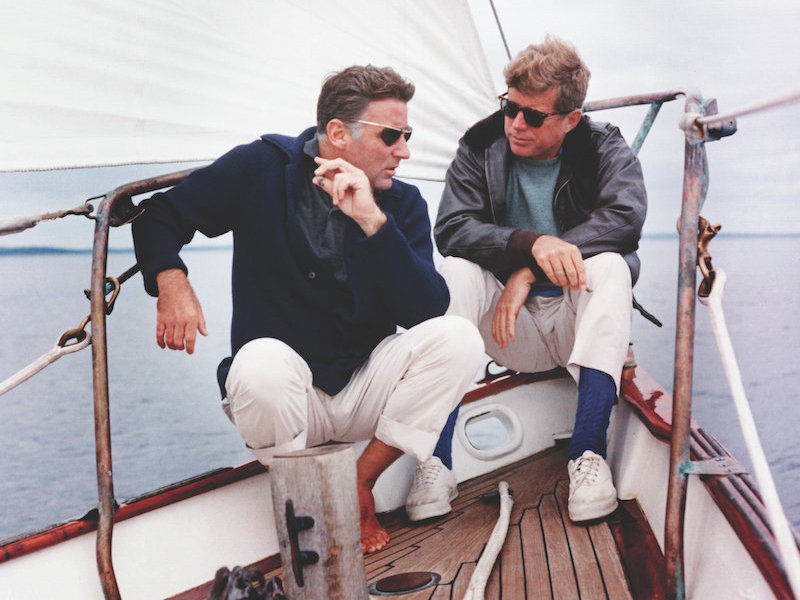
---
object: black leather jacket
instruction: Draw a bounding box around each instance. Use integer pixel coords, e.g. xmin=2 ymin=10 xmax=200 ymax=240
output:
xmin=435 ymin=112 xmax=647 ymax=285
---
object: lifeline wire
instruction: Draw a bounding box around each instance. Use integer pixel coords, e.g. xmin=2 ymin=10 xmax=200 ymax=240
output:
xmin=0 ymin=201 xmax=94 ymax=236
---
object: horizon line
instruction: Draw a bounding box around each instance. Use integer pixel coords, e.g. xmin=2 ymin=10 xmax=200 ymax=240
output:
xmin=2 ymin=231 xmax=800 ymax=255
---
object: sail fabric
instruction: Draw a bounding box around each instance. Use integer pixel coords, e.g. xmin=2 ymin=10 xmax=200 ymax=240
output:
xmin=0 ymin=0 xmax=496 ymax=180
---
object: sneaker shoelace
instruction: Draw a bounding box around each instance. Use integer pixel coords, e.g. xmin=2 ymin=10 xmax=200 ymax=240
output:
xmin=572 ymin=455 xmax=602 ymax=486
xmin=415 ymin=460 xmax=443 ymax=487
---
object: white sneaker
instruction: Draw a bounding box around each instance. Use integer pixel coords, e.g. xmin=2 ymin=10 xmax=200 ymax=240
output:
xmin=405 ymin=457 xmax=458 ymax=522
xmin=567 ymin=450 xmax=618 ymax=522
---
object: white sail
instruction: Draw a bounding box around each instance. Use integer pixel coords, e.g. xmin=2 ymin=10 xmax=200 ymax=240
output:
xmin=0 ymin=0 xmax=496 ymax=179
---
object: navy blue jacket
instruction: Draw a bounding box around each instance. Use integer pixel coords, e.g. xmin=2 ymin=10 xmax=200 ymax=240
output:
xmin=132 ymin=127 xmax=449 ymax=395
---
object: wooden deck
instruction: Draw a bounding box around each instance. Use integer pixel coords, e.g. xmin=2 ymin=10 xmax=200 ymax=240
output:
xmin=261 ymin=444 xmax=664 ymax=599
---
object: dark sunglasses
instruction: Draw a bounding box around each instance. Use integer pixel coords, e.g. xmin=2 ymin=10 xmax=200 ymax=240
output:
xmin=499 ymin=94 xmax=571 ymax=128
xmin=356 ymin=120 xmax=413 ymax=146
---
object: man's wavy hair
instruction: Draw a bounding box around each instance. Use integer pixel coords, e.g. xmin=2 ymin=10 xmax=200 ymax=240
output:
xmin=316 ymin=65 xmax=415 ymax=135
xmin=503 ymin=35 xmax=590 ymax=112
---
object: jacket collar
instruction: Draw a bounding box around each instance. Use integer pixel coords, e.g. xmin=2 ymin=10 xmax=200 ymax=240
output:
xmin=463 ymin=110 xmax=595 ymax=162
xmin=259 ymin=126 xmax=404 ymax=200
xmin=260 ymin=126 xmax=317 ymax=162
xmin=464 ymin=112 xmax=598 ymax=197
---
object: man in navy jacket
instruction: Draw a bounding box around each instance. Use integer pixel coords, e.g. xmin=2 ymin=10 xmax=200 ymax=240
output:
xmin=133 ymin=65 xmax=483 ymax=553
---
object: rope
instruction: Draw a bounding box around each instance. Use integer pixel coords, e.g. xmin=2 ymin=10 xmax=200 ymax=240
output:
xmin=0 ymin=333 xmax=91 ymax=397
xmin=0 ymin=201 xmax=94 ymax=236
xmin=699 ymin=268 xmax=800 ymax=597
xmin=696 ymin=90 xmax=800 ymax=126
xmin=462 ymin=481 xmax=513 ymax=600
xmin=0 ymin=269 xmax=129 ymax=398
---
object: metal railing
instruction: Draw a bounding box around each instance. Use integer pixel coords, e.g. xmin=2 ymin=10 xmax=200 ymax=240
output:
xmin=87 ymin=169 xmax=195 ymax=599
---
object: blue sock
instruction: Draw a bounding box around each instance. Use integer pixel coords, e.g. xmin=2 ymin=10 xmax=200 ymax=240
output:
xmin=432 ymin=405 xmax=459 ymax=470
xmin=568 ymin=367 xmax=616 ymax=461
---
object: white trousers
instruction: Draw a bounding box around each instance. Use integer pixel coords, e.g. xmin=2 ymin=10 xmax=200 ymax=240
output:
xmin=223 ymin=315 xmax=484 ymax=465
xmin=441 ymin=253 xmax=633 ymax=392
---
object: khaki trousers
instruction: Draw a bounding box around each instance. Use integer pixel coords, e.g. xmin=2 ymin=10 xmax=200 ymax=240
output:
xmin=223 ymin=315 xmax=484 ymax=465
xmin=441 ymin=253 xmax=632 ymax=392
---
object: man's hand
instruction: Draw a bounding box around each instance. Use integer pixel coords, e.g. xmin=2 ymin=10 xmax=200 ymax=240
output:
xmin=313 ymin=157 xmax=387 ymax=236
xmin=531 ymin=235 xmax=586 ymax=290
xmin=155 ymin=269 xmax=207 ymax=354
xmin=492 ymin=267 xmax=535 ymax=349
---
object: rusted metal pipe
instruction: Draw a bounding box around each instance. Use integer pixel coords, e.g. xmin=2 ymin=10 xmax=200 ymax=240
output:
xmin=582 ymin=89 xmax=684 ymax=113
xmin=91 ymin=188 xmax=119 ymax=600
xmin=89 ymin=168 xmax=194 ymax=599
xmin=664 ymin=89 xmax=706 ymax=600
xmin=631 ymin=102 xmax=664 ymax=157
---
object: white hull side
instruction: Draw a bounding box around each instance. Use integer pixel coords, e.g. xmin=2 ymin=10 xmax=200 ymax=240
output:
xmin=0 ymin=474 xmax=278 ymax=600
xmin=608 ymin=398 xmax=775 ymax=599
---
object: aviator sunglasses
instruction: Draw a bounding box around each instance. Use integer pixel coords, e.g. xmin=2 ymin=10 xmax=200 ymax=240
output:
xmin=356 ymin=120 xmax=413 ymax=146
xmin=499 ymin=94 xmax=571 ymax=128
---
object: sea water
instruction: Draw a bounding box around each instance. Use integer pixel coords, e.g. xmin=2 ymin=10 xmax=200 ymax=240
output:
xmin=1 ymin=235 xmax=799 ymax=540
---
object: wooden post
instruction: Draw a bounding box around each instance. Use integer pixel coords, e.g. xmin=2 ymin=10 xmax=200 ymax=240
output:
xmin=270 ymin=444 xmax=368 ymax=600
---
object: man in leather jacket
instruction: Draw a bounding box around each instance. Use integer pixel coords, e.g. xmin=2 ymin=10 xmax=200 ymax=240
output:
xmin=404 ymin=36 xmax=647 ymax=524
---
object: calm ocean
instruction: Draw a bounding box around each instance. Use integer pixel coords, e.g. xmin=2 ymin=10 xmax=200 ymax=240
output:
xmin=1 ymin=235 xmax=799 ymax=541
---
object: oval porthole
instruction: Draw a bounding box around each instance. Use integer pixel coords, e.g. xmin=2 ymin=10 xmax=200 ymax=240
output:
xmin=457 ymin=403 xmax=523 ymax=460
xmin=465 ymin=413 xmax=510 ymax=450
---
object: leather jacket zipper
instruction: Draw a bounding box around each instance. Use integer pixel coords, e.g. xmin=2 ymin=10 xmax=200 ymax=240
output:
xmin=553 ymin=174 xmax=572 ymax=231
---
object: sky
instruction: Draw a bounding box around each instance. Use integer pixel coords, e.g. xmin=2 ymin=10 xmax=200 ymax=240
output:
xmin=1 ymin=0 xmax=799 ymax=249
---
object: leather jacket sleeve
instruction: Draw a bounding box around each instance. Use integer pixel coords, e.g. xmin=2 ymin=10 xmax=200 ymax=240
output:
xmin=434 ymin=138 xmax=519 ymax=273
xmin=559 ymin=123 xmax=647 ymax=268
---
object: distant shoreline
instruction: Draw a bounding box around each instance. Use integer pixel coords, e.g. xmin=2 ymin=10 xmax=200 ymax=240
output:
xmin=0 ymin=245 xmax=229 ymax=256
xmin=2 ymin=232 xmax=799 ymax=255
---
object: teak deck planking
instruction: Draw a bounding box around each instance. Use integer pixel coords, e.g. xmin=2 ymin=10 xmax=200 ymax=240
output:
xmin=255 ymin=445 xmax=651 ymax=599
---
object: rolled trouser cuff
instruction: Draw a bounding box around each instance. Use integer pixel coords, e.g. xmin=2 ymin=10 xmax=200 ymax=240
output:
xmin=376 ymin=415 xmax=439 ymax=462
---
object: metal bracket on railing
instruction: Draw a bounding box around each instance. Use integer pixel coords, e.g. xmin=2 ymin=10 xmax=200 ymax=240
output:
xmin=109 ymin=194 xmax=146 ymax=227
xmin=680 ymin=98 xmax=738 ymax=142
xmin=681 ymin=456 xmax=747 ymax=476
xmin=285 ymin=500 xmax=318 ymax=587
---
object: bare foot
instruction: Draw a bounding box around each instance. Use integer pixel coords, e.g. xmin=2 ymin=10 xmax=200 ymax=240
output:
xmin=354 ymin=438 xmax=401 ymax=554
xmin=358 ymin=482 xmax=389 ymax=554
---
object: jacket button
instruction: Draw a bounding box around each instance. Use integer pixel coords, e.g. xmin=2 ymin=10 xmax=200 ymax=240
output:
xmin=308 ymin=271 xmax=316 ymax=280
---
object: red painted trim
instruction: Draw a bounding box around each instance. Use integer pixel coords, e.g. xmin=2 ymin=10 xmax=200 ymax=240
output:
xmin=703 ymin=476 xmax=794 ymax=600
xmin=619 ymin=366 xmax=699 ymax=441
xmin=608 ymin=499 xmax=667 ymax=599
xmin=620 ymin=365 xmax=797 ymax=600
xmin=1 ymin=461 xmax=266 ymax=563
xmin=461 ymin=367 xmax=568 ymax=405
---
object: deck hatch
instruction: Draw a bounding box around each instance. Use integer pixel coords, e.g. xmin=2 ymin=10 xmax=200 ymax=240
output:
xmin=368 ymin=571 xmax=440 ymax=595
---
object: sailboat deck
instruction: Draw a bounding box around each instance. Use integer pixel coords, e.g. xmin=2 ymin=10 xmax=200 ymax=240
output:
xmin=266 ymin=444 xmax=664 ymax=599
